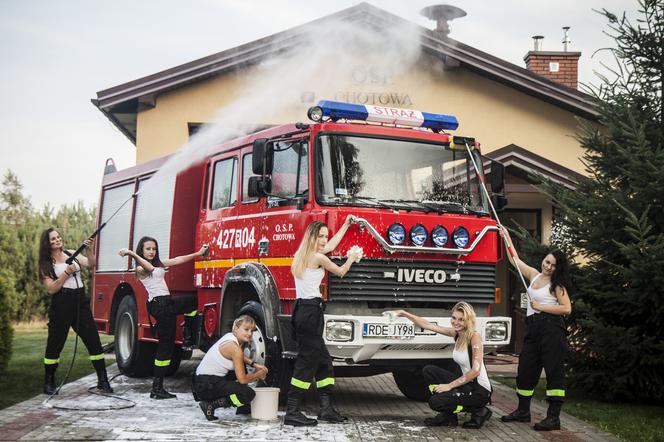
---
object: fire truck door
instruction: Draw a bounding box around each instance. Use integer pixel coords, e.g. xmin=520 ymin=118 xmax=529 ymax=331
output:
xmin=198 ymin=154 xmax=240 ymax=288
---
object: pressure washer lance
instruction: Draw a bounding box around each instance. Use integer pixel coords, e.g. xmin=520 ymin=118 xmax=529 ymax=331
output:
xmin=65 ymin=192 xmax=138 ymax=264
xmin=462 ymin=142 xmax=531 ymax=302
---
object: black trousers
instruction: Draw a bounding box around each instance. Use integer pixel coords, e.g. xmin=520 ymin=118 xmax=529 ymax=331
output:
xmin=516 ymin=313 xmax=567 ymax=403
xmin=149 ymin=295 xmax=197 ymax=377
xmin=423 ymin=365 xmax=491 ymax=414
xmin=44 ymin=288 xmax=104 ymax=365
xmin=289 ymin=298 xmax=335 ymax=394
xmin=194 ymin=373 xmax=256 ymax=412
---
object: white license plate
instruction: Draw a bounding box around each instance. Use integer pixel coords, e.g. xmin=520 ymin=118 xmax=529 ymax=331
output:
xmin=415 ymin=322 xmax=437 ymax=335
xmin=363 ymin=323 xmax=415 ymax=338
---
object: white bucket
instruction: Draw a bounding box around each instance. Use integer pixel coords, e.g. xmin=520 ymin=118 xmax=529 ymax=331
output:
xmin=250 ymin=387 xmax=280 ymax=420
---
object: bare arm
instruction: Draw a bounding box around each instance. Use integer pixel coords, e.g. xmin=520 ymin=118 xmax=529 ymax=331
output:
xmin=222 ymin=343 xmax=268 ymax=384
xmin=434 ymin=333 xmax=484 ymax=393
xmin=41 ymin=263 xmax=77 ymax=295
xmin=322 ymin=215 xmax=354 ymax=254
xmin=162 ymin=245 xmax=208 ymax=267
xmin=316 ymin=252 xmax=359 ymax=278
xmin=119 ymin=248 xmax=154 ymax=274
xmin=500 ymin=227 xmax=539 ymax=281
xmin=395 ymin=310 xmax=455 ymax=338
xmin=533 ymin=286 xmax=572 ymax=316
xmin=76 ymin=239 xmax=96 ymax=269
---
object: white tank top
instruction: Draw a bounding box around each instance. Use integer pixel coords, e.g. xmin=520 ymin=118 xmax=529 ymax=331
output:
xmin=139 ymin=267 xmax=170 ymax=301
xmin=294 ymin=267 xmax=325 ymax=299
xmin=452 ymin=338 xmax=491 ymax=392
xmin=196 ymin=332 xmax=238 ymax=377
xmin=53 ymin=261 xmax=83 ymax=289
xmin=527 ymin=273 xmax=559 ymax=316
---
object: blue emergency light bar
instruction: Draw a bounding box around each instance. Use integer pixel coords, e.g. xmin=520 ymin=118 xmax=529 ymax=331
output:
xmin=307 ymin=100 xmax=459 ymax=131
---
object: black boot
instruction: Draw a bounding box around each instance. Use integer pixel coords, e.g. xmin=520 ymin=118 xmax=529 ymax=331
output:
xmin=43 ymin=364 xmax=58 ymax=395
xmin=92 ymin=359 xmax=113 ymax=393
xmin=463 ymin=407 xmax=492 ymax=429
xmin=534 ymin=401 xmax=562 ymax=431
xmin=284 ymin=392 xmax=317 ymax=426
xmin=424 ymin=412 xmax=458 ymax=427
xmin=199 ymin=397 xmax=231 ymax=421
xmin=318 ymin=392 xmax=347 ymax=423
xmin=150 ymin=376 xmax=177 ymax=399
xmin=501 ymin=394 xmax=531 ymax=422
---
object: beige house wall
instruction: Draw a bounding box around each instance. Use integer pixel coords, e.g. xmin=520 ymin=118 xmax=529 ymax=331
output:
xmin=136 ymin=55 xmax=587 ymax=179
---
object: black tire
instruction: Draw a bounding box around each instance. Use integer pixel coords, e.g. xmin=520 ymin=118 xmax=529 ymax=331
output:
xmin=393 ymin=368 xmax=431 ymax=402
xmin=238 ymin=301 xmax=293 ymax=404
xmin=115 ymin=296 xmax=156 ymax=377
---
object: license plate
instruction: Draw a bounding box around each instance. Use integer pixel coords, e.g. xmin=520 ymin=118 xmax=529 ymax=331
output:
xmin=415 ymin=322 xmax=437 ymax=335
xmin=363 ymin=323 xmax=414 ymax=338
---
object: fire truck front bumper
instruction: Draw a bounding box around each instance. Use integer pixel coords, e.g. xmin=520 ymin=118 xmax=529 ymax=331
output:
xmin=322 ymin=314 xmax=511 ymax=363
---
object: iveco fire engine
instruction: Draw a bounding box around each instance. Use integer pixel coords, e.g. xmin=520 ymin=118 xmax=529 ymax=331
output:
xmin=92 ymin=100 xmax=511 ymax=400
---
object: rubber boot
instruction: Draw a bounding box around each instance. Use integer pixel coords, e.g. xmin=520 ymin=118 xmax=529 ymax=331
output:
xmin=183 ymin=315 xmax=199 ymax=351
xmin=424 ymin=411 xmax=458 ymax=427
xmin=318 ymin=392 xmax=347 ymax=423
xmin=462 ymin=406 xmax=492 ymax=429
xmin=150 ymin=376 xmax=177 ymax=399
xmin=534 ymin=401 xmax=562 ymax=431
xmin=92 ymin=359 xmax=113 ymax=393
xmin=43 ymin=364 xmax=58 ymax=395
xmin=199 ymin=397 xmax=231 ymax=420
xmin=284 ymin=391 xmax=318 ymax=426
xmin=501 ymin=394 xmax=532 ymax=422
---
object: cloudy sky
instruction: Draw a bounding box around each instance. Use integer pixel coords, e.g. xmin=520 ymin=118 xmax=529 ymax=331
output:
xmin=0 ymin=0 xmax=637 ymax=208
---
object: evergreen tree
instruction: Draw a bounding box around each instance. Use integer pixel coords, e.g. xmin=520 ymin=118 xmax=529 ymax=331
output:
xmin=543 ymin=0 xmax=663 ymax=402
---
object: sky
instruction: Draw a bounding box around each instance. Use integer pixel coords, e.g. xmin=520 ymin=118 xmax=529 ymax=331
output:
xmin=0 ymin=0 xmax=638 ymax=209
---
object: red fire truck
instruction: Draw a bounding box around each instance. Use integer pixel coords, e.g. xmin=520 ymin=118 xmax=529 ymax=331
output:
xmin=92 ymin=100 xmax=511 ymax=400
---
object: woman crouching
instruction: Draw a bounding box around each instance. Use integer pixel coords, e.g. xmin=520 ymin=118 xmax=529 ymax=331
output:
xmin=193 ymin=315 xmax=268 ymax=420
xmin=396 ymin=302 xmax=492 ymax=429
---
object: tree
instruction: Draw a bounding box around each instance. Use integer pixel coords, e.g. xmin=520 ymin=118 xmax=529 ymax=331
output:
xmin=543 ymin=0 xmax=664 ymax=402
xmin=0 ymin=221 xmax=19 ymax=374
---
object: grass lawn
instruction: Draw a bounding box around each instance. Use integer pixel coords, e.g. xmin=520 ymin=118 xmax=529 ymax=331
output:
xmin=0 ymin=322 xmax=114 ymax=410
xmin=495 ymin=377 xmax=664 ymax=442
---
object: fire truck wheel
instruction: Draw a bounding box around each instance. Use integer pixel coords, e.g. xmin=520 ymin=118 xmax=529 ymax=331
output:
xmin=115 ymin=295 xmax=156 ymax=377
xmin=392 ymin=368 xmax=431 ymax=402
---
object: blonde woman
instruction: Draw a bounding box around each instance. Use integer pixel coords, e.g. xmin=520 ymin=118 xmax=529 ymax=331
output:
xmin=284 ymin=216 xmax=362 ymax=427
xmin=396 ymin=302 xmax=492 ymax=429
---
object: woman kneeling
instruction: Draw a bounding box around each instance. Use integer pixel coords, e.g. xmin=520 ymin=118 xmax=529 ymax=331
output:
xmin=193 ymin=315 xmax=268 ymax=420
xmin=396 ymin=302 xmax=492 ymax=429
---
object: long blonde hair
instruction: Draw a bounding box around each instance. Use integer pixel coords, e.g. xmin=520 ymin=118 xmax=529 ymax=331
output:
xmin=291 ymin=221 xmax=327 ymax=279
xmin=453 ymin=301 xmax=477 ymax=349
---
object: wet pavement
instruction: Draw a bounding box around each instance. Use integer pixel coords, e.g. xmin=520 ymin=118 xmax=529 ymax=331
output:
xmin=0 ymin=356 xmax=619 ymax=441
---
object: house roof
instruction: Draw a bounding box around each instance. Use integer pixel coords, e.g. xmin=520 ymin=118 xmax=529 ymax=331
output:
xmin=485 ymin=144 xmax=585 ymax=190
xmin=93 ymin=2 xmax=599 ymax=145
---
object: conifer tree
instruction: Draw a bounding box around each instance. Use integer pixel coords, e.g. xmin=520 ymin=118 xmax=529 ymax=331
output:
xmin=543 ymin=0 xmax=663 ymax=402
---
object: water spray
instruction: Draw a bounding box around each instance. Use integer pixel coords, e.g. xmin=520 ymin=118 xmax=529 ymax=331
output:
xmin=462 ymin=142 xmax=530 ymax=301
xmin=65 ymin=192 xmax=139 ymax=264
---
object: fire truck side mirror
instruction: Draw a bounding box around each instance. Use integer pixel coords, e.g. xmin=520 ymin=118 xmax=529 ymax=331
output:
xmin=490 ymin=160 xmax=505 ymax=194
xmin=252 ymin=138 xmax=274 ymax=176
xmin=491 ymin=194 xmax=508 ymax=212
xmin=248 ymin=176 xmax=272 ymax=197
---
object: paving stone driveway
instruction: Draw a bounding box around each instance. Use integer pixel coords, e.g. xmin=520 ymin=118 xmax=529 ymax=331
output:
xmin=0 ymin=359 xmax=619 ymax=441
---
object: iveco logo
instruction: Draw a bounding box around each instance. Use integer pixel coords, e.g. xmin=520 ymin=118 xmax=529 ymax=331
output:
xmin=383 ymin=269 xmax=461 ymax=284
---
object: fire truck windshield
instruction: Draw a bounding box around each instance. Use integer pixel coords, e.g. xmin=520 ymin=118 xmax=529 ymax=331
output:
xmin=316 ymin=135 xmax=489 ymax=215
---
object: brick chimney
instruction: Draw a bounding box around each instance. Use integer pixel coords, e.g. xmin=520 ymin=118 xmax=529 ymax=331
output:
xmin=524 ymin=28 xmax=581 ymax=89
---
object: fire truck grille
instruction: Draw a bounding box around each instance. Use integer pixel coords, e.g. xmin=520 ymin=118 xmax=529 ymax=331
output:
xmin=328 ymin=259 xmax=496 ymax=304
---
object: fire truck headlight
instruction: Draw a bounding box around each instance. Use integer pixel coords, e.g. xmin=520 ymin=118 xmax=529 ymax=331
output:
xmin=410 ymin=224 xmax=428 ymax=246
xmin=325 ymin=320 xmax=354 ymax=342
xmin=485 ymin=321 xmax=508 ymax=341
xmin=307 ymin=106 xmax=324 ymax=122
xmin=453 ymin=227 xmax=470 ymax=248
xmin=431 ymin=225 xmax=449 ymax=247
xmin=387 ymin=223 xmax=406 ymax=245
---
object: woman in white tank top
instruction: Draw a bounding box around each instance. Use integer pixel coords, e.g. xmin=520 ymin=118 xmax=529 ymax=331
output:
xmin=193 ymin=315 xmax=268 ymax=421
xmin=500 ymin=227 xmax=572 ymax=432
xmin=396 ymin=302 xmax=493 ymax=429
xmin=284 ymin=216 xmax=362 ymax=427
